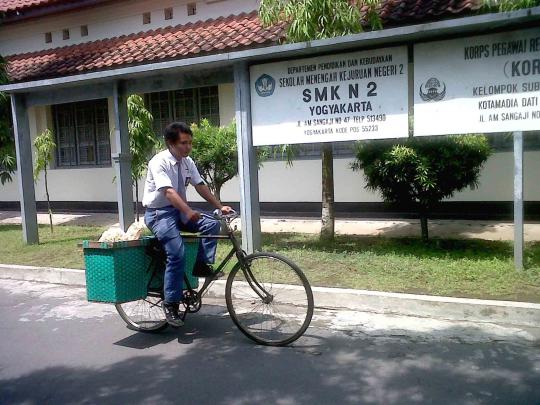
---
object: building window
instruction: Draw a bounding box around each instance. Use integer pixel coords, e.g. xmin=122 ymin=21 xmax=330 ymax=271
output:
xmin=53 ymin=99 xmax=111 ymax=167
xmin=486 ymin=132 xmax=540 ymax=152
xmin=146 ymin=86 xmax=220 ymax=136
xmin=164 ymin=7 xmax=173 ymax=20
xmin=81 ymin=25 xmax=89 ymax=37
xmin=62 ymin=29 xmax=70 ymax=40
xmin=268 ymin=141 xmax=356 ymax=161
xmin=45 ymin=32 xmax=52 ymax=43
xmin=143 ymin=12 xmax=151 ymax=24
xmin=187 ymin=3 xmax=197 ymax=16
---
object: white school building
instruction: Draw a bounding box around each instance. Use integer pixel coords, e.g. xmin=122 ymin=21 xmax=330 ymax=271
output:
xmin=1 ymin=0 xmax=539 ymax=222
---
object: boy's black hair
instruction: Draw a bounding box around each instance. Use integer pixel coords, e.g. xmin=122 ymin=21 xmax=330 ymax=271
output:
xmin=163 ymin=122 xmax=193 ymax=143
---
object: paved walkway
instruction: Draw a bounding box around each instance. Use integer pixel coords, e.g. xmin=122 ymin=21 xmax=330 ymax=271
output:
xmin=1 ymin=210 xmax=539 ymax=241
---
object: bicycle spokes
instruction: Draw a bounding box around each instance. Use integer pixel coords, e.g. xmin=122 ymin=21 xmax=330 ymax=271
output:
xmin=225 ymin=253 xmax=314 ymax=346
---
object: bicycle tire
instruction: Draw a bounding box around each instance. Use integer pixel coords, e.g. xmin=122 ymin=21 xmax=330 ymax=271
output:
xmin=115 ymin=293 xmax=168 ymax=332
xmin=225 ymin=252 xmax=314 ymax=346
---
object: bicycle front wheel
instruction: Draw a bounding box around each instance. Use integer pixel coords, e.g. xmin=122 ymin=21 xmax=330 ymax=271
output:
xmin=225 ymin=252 xmax=314 ymax=346
xmin=115 ymin=293 xmax=168 ymax=332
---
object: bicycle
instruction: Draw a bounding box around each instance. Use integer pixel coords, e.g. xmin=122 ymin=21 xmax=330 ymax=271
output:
xmin=115 ymin=211 xmax=314 ymax=346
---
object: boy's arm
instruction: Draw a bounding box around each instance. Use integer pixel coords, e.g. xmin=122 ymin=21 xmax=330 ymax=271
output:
xmin=163 ymin=187 xmax=200 ymax=222
xmin=194 ymin=183 xmax=233 ymax=213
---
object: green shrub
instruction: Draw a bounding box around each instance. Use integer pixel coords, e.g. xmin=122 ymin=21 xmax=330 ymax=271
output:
xmin=351 ymin=135 xmax=492 ymax=241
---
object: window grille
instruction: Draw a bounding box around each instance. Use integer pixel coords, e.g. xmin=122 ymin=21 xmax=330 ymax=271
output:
xmin=53 ymin=99 xmax=111 ymax=167
xmin=268 ymin=141 xmax=357 ymax=161
xmin=486 ymin=132 xmax=540 ymax=152
xmin=173 ymin=89 xmax=197 ymax=126
xmin=198 ymin=86 xmax=220 ymax=125
xmin=146 ymin=86 xmax=220 ymax=136
xmin=143 ymin=12 xmax=151 ymax=24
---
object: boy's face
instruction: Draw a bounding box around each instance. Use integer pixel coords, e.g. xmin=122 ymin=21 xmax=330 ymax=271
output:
xmin=169 ymin=132 xmax=193 ymax=158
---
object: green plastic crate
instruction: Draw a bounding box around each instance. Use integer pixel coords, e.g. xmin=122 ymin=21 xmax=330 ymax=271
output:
xmin=148 ymin=238 xmax=200 ymax=291
xmin=83 ymin=236 xmax=200 ymax=303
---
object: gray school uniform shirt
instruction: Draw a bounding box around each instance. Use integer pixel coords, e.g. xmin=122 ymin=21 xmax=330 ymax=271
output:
xmin=142 ymin=149 xmax=204 ymax=222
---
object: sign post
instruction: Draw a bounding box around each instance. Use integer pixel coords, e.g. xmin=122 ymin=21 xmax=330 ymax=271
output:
xmin=250 ymin=46 xmax=409 ymax=146
xmin=414 ymin=28 xmax=540 ymax=270
xmin=414 ymin=28 xmax=540 ymax=135
xmin=514 ymin=131 xmax=524 ymax=271
xmin=235 ymin=62 xmax=262 ymax=253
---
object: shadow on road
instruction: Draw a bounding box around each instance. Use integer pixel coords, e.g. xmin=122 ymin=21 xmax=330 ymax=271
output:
xmin=1 ymin=319 xmax=538 ymax=404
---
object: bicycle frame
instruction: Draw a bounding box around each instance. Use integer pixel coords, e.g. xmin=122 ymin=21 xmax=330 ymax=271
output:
xmin=146 ymin=214 xmax=272 ymax=310
xmin=185 ymin=217 xmax=272 ymax=303
xmin=116 ymin=212 xmax=313 ymax=345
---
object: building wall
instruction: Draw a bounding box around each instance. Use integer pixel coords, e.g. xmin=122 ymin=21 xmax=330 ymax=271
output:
xmin=218 ymin=83 xmax=236 ymax=125
xmin=0 ymin=0 xmax=259 ymax=56
xmin=1 ymin=100 xmax=119 ymax=203
xmin=2 ymin=2 xmax=538 ymax=211
xmin=213 ymin=152 xmax=540 ymax=204
xmin=2 ymin=86 xmax=539 ymax=206
xmin=4 ymin=150 xmax=539 ymax=204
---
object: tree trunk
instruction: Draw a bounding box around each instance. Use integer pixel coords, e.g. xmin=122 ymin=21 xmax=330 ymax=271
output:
xmin=44 ymin=167 xmax=53 ymax=234
xmin=135 ymin=180 xmax=139 ymax=221
xmin=419 ymin=208 xmax=429 ymax=243
xmin=320 ymin=144 xmax=335 ymax=242
xmin=214 ymin=184 xmax=221 ymax=203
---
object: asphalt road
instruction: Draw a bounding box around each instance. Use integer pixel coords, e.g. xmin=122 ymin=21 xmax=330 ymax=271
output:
xmin=0 ymin=279 xmax=539 ymax=405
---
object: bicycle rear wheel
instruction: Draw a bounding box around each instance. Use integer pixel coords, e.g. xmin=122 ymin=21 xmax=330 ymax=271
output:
xmin=115 ymin=292 xmax=168 ymax=332
xmin=225 ymin=252 xmax=314 ymax=346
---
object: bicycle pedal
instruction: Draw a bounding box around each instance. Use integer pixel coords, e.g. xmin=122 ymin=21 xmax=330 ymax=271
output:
xmin=211 ymin=270 xmax=225 ymax=279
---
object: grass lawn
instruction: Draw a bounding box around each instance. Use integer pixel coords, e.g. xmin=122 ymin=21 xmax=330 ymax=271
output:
xmin=1 ymin=224 xmax=539 ymax=302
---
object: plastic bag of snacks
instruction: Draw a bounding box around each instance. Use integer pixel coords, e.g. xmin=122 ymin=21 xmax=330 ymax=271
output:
xmin=98 ymin=221 xmax=149 ymax=242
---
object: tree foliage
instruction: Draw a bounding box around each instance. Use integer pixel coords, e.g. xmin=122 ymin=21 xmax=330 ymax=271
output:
xmin=352 ymin=135 xmax=492 ymax=241
xmin=0 ymin=54 xmax=7 ymax=84
xmin=259 ymin=0 xmax=382 ymax=242
xmin=128 ymin=95 xmax=159 ymax=181
xmin=33 ymin=129 xmax=56 ymax=179
xmin=482 ymin=0 xmax=539 ymax=12
xmin=0 ymin=54 xmax=16 ymax=186
xmin=0 ymin=117 xmax=16 ymax=186
xmin=191 ymin=119 xmax=268 ymax=201
xmin=127 ymin=94 xmax=159 ymax=219
xmin=33 ymin=129 xmax=56 ymax=233
xmin=259 ymin=0 xmax=381 ymax=41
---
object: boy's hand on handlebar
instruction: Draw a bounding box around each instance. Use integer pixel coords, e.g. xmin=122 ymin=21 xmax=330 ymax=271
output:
xmin=187 ymin=209 xmax=201 ymax=223
xmin=220 ymin=206 xmax=234 ymax=215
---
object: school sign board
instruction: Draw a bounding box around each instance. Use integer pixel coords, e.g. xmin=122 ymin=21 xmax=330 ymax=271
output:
xmin=250 ymin=46 xmax=409 ymax=146
xmin=414 ymin=28 xmax=540 ymax=136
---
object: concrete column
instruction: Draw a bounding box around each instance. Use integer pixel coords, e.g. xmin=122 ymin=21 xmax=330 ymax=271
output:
xmin=112 ymin=82 xmax=134 ymax=231
xmin=234 ymin=62 xmax=261 ymax=253
xmin=513 ymin=131 xmax=523 ymax=271
xmin=10 ymin=93 xmax=39 ymax=244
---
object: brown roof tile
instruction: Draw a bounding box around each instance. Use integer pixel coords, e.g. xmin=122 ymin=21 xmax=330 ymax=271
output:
xmin=369 ymin=0 xmax=483 ymax=26
xmin=0 ymin=0 xmax=60 ymax=13
xmin=6 ymin=12 xmax=284 ymax=83
xmin=5 ymin=0 xmax=486 ymax=83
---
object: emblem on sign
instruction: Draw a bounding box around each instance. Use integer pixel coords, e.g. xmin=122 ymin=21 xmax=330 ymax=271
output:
xmin=419 ymin=77 xmax=446 ymax=102
xmin=255 ymin=74 xmax=275 ymax=97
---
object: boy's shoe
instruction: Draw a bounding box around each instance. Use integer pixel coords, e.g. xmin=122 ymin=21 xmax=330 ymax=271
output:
xmin=192 ymin=262 xmax=215 ymax=278
xmin=162 ymin=302 xmax=184 ymax=327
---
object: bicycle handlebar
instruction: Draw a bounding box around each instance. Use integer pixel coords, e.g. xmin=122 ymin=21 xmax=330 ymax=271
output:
xmin=201 ymin=209 xmax=239 ymax=222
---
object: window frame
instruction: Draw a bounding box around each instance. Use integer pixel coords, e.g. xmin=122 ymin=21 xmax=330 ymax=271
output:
xmin=146 ymin=86 xmax=220 ymax=136
xmin=52 ymin=99 xmax=112 ymax=169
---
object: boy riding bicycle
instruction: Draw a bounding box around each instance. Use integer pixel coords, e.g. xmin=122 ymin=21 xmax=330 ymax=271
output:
xmin=142 ymin=122 xmax=233 ymax=327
